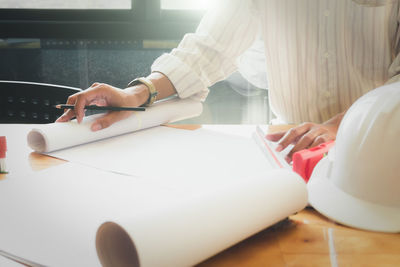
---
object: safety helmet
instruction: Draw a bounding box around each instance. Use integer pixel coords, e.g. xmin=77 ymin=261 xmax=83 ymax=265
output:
xmin=308 ymin=84 xmax=400 ymax=233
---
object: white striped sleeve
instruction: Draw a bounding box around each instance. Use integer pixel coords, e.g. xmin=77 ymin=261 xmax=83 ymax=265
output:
xmin=151 ymin=0 xmax=260 ymax=101
xmin=387 ymin=2 xmax=400 ymax=84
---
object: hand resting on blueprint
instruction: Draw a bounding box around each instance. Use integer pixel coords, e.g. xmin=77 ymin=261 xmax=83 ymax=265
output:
xmin=56 ymin=72 xmax=177 ymax=131
xmin=55 ymin=83 xmax=145 ymax=131
xmin=265 ymin=111 xmax=345 ymax=163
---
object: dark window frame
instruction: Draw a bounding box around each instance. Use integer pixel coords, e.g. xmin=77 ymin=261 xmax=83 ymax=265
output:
xmin=0 ymin=0 xmax=204 ymax=39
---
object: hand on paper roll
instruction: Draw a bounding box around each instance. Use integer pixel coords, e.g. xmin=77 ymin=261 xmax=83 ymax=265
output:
xmin=56 ymin=73 xmax=178 ymax=131
xmin=56 ymin=83 xmax=147 ymax=131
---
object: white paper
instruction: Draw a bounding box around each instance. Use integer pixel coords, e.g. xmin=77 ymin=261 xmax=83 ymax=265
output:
xmin=97 ymin=169 xmax=307 ymax=267
xmin=17 ymin=119 xmax=308 ymax=267
xmin=47 ymin=126 xmax=283 ymax=192
xmin=0 ymin=161 xmax=307 ymax=267
xmin=0 ymin=163 xmax=184 ymax=267
xmin=254 ymin=125 xmax=292 ymax=169
xmin=27 ymin=98 xmax=203 ymax=153
xmin=0 ymin=252 xmax=35 ymax=267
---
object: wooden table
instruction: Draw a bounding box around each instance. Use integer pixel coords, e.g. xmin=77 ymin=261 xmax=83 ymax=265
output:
xmin=1 ymin=124 xmax=399 ymax=267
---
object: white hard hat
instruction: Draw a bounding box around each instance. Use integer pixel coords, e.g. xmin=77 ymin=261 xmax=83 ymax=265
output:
xmin=308 ymin=84 xmax=400 ymax=233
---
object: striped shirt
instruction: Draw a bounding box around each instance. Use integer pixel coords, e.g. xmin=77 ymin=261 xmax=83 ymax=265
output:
xmin=151 ymin=0 xmax=400 ymax=123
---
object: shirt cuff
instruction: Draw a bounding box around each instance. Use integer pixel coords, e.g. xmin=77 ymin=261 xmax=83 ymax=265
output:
xmin=151 ymin=53 xmax=209 ymax=101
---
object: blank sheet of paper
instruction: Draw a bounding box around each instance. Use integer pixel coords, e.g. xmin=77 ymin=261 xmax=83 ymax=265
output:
xmin=48 ymin=126 xmax=278 ymax=192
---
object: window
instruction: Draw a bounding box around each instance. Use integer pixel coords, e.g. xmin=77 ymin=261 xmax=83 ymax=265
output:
xmin=0 ymin=0 xmax=132 ymax=9
xmin=161 ymin=0 xmax=214 ymax=10
xmin=0 ymin=0 xmax=203 ymax=39
xmin=0 ymin=0 xmax=271 ymax=125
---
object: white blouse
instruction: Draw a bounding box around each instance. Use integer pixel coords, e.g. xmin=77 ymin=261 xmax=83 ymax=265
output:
xmin=151 ymin=0 xmax=400 ymax=123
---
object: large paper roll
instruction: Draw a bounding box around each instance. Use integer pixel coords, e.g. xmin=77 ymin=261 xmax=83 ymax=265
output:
xmin=27 ymin=98 xmax=203 ymax=153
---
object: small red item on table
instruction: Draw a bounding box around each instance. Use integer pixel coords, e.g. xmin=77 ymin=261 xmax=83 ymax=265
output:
xmin=0 ymin=136 xmax=7 ymax=173
xmin=292 ymin=140 xmax=335 ymax=182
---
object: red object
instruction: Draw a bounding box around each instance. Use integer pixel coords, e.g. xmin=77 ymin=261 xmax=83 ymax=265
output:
xmin=292 ymin=140 xmax=335 ymax=182
xmin=0 ymin=136 xmax=6 ymax=158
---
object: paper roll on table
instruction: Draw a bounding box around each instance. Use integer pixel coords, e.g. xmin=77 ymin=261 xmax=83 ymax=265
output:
xmin=27 ymin=98 xmax=203 ymax=153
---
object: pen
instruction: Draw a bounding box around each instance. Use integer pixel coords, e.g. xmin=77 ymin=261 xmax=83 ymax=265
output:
xmin=54 ymin=104 xmax=146 ymax=111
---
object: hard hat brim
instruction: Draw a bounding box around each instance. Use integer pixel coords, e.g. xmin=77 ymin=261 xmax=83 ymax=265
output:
xmin=307 ymin=157 xmax=400 ymax=233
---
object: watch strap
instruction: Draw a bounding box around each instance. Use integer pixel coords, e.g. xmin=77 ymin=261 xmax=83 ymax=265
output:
xmin=127 ymin=77 xmax=158 ymax=107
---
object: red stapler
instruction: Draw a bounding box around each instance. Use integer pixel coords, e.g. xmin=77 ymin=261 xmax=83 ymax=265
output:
xmin=292 ymin=140 xmax=335 ymax=182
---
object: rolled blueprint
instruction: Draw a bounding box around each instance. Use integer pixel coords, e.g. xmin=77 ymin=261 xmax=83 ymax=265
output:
xmin=27 ymin=98 xmax=202 ymax=153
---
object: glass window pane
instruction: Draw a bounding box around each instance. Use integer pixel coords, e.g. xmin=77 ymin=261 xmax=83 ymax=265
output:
xmin=161 ymin=0 xmax=214 ymax=10
xmin=0 ymin=0 xmax=131 ymax=9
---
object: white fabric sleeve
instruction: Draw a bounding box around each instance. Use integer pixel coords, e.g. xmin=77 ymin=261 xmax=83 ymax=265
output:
xmin=151 ymin=0 xmax=260 ymax=101
xmin=386 ymin=3 xmax=400 ymax=84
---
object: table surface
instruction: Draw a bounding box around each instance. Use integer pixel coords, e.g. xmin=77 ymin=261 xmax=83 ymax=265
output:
xmin=1 ymin=124 xmax=399 ymax=267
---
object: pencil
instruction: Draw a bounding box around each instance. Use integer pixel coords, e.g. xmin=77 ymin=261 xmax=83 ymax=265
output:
xmin=54 ymin=104 xmax=146 ymax=111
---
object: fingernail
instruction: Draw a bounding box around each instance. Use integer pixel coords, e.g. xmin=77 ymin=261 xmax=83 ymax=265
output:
xmin=276 ymin=144 xmax=283 ymax=152
xmin=91 ymin=123 xmax=102 ymax=131
xmin=55 ymin=116 xmax=65 ymax=122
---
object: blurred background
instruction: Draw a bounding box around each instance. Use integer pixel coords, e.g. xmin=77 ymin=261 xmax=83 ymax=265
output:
xmin=0 ymin=0 xmax=272 ymax=124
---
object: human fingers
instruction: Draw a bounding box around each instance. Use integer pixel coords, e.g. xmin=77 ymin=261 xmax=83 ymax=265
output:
xmin=73 ymin=84 xmax=115 ymax=123
xmin=265 ymin=131 xmax=286 ymax=142
xmin=56 ymin=83 xmax=120 ymax=123
xmin=309 ymin=133 xmax=334 ymax=148
xmin=90 ymin=111 xmax=132 ymax=131
xmin=276 ymin=123 xmax=314 ymax=152
xmin=55 ymin=109 xmax=76 ymax=122
xmin=285 ymin=128 xmax=322 ymax=162
xmin=90 ymin=82 xmax=101 ymax=88
xmin=55 ymin=94 xmax=78 ymax=122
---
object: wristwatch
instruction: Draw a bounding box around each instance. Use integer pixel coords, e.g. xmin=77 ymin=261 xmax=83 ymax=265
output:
xmin=127 ymin=77 xmax=158 ymax=107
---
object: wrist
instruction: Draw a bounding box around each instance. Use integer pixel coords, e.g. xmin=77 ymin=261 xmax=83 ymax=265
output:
xmin=146 ymin=71 xmax=177 ymax=100
xmin=124 ymin=84 xmax=150 ymax=107
xmin=127 ymin=77 xmax=158 ymax=106
xmin=323 ymin=111 xmax=346 ymax=131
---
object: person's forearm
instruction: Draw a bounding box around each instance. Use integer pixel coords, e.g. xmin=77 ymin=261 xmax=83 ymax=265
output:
xmin=323 ymin=109 xmax=346 ymax=128
xmin=124 ymin=72 xmax=177 ymax=106
xmin=147 ymin=71 xmax=177 ymax=100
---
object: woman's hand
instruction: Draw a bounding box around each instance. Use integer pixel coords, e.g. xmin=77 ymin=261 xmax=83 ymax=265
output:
xmin=56 ymin=72 xmax=177 ymax=131
xmin=265 ymin=112 xmax=345 ymax=162
xmin=56 ymin=82 xmax=148 ymax=131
